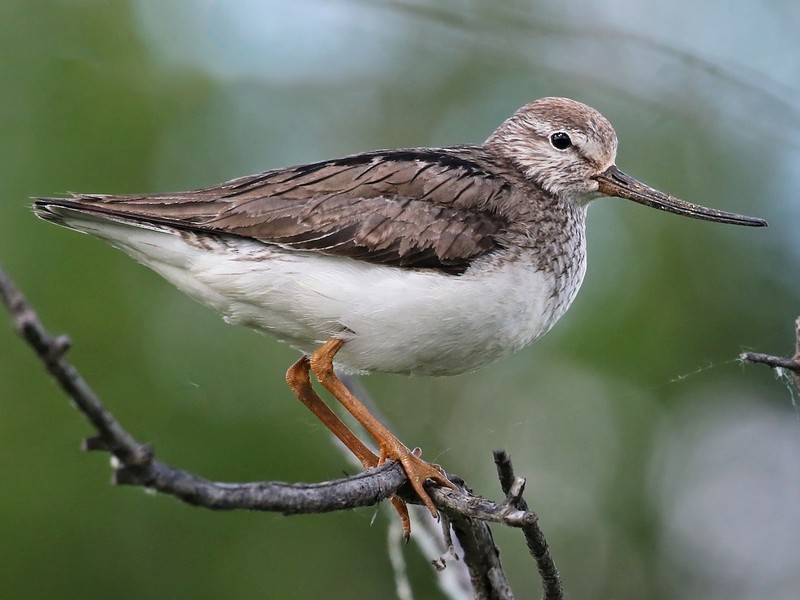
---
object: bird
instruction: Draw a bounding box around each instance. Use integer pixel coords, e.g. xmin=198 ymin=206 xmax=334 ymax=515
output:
xmin=34 ymin=97 xmax=767 ymax=534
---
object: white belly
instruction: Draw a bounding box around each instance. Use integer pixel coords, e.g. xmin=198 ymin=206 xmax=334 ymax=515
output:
xmin=62 ymin=216 xmax=582 ymax=375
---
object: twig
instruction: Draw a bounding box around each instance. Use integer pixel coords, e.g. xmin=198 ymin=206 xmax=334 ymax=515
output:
xmin=1 ymin=264 xmax=555 ymax=598
xmin=494 ymin=451 xmax=563 ymax=600
xmin=740 ymin=316 xmax=800 ymax=389
xmin=739 ymin=353 xmax=800 ymax=372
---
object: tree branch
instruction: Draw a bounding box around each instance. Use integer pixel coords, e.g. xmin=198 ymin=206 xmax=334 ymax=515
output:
xmin=1 ymin=265 xmax=562 ymax=599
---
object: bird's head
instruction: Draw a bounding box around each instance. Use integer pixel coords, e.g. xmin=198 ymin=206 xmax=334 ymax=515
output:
xmin=486 ymin=97 xmax=766 ymax=227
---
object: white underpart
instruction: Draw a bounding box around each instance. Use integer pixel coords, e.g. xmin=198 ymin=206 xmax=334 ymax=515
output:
xmin=53 ymin=210 xmax=576 ymax=376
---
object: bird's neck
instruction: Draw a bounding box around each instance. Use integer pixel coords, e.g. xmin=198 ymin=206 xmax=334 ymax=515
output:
xmin=499 ymin=193 xmax=588 ymax=308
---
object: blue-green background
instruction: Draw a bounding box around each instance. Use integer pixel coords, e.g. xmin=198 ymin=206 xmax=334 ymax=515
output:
xmin=2 ymin=1 xmax=799 ymax=598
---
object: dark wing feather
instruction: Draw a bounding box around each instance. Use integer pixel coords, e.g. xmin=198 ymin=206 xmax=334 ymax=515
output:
xmin=35 ymin=147 xmax=512 ymax=273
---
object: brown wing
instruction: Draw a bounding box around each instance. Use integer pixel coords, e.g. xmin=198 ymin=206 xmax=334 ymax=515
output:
xmin=35 ymin=147 xmax=512 ymax=273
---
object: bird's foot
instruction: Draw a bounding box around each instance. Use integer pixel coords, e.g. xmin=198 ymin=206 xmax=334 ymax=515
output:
xmin=378 ymin=439 xmax=456 ymax=521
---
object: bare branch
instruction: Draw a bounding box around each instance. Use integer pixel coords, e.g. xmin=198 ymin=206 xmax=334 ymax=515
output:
xmin=1 ymin=264 xmax=556 ymax=598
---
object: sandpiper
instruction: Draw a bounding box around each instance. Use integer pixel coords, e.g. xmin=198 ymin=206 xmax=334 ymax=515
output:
xmin=34 ymin=97 xmax=766 ymax=532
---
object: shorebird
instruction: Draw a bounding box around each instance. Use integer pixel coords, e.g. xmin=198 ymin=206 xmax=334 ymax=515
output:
xmin=34 ymin=97 xmax=766 ymax=533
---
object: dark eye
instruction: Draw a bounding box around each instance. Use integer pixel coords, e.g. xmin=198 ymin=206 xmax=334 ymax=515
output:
xmin=549 ymin=131 xmax=572 ymax=150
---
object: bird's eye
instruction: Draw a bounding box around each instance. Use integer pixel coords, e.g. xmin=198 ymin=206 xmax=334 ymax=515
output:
xmin=549 ymin=132 xmax=572 ymax=150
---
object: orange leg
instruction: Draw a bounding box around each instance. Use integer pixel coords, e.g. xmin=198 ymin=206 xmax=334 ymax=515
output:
xmin=286 ymin=356 xmax=411 ymax=534
xmin=309 ymin=338 xmax=457 ymax=519
xmin=287 ymin=356 xmax=378 ymax=468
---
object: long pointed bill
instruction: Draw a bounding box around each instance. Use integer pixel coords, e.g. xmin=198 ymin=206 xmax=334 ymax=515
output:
xmin=593 ymin=165 xmax=767 ymax=227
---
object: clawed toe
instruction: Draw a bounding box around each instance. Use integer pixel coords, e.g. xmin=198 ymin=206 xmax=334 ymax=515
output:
xmin=385 ymin=445 xmax=456 ymax=518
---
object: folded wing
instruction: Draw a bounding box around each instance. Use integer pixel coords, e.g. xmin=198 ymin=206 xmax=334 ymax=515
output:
xmin=36 ymin=147 xmax=512 ymax=274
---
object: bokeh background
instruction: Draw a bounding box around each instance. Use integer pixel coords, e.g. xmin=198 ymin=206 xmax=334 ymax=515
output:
xmin=2 ymin=1 xmax=799 ymax=598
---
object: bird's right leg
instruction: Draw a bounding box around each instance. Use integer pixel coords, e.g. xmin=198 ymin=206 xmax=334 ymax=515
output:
xmin=286 ymin=355 xmax=411 ymax=535
xmin=286 ymin=355 xmax=378 ymax=468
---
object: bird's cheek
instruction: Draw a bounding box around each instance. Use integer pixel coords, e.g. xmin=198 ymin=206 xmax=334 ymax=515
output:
xmin=568 ymin=177 xmax=601 ymax=200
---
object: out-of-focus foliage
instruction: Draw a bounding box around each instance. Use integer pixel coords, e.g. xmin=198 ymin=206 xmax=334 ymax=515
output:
xmin=2 ymin=1 xmax=798 ymax=598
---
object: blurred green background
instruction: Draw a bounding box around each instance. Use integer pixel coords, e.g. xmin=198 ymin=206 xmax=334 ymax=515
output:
xmin=2 ymin=1 xmax=799 ymax=598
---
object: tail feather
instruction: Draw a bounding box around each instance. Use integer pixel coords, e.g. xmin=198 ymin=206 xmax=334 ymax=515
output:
xmin=33 ymin=195 xmax=220 ymax=235
xmin=33 ymin=198 xmax=219 ymax=271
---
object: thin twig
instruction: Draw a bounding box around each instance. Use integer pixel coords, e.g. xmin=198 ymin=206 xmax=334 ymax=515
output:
xmin=739 ymin=352 xmax=800 ymax=372
xmin=494 ymin=451 xmax=563 ymax=600
xmin=739 ymin=316 xmax=800 ymax=389
xmin=342 ymin=375 xmax=474 ymax=599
